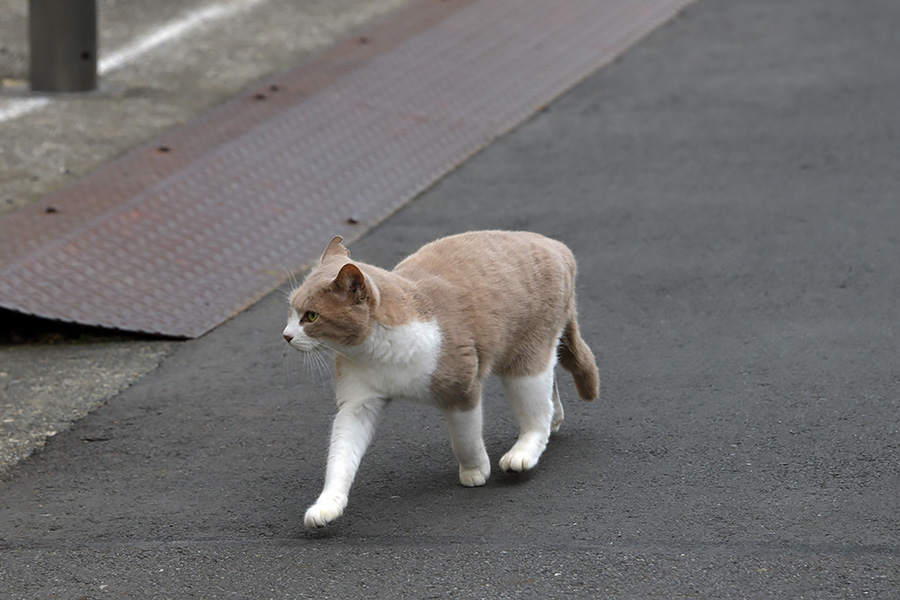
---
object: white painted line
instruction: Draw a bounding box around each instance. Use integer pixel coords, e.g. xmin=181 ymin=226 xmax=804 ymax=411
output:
xmin=0 ymin=97 xmax=50 ymax=122
xmin=98 ymin=0 xmax=266 ymax=74
xmin=0 ymin=0 xmax=267 ymax=124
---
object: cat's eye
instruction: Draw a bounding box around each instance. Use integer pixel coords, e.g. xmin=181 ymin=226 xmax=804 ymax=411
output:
xmin=302 ymin=311 xmax=318 ymax=323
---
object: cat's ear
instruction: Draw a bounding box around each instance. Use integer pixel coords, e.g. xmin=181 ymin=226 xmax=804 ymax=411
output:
xmin=320 ymin=236 xmax=351 ymax=264
xmin=332 ymin=263 xmax=366 ymax=302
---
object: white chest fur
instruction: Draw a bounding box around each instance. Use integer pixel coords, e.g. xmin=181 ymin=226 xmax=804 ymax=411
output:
xmin=336 ymin=320 xmax=442 ymax=404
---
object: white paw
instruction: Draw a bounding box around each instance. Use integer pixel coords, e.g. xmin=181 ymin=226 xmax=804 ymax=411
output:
xmin=459 ymin=463 xmax=490 ymax=487
xmin=499 ymin=447 xmax=539 ymax=472
xmin=551 ymin=384 xmax=564 ymax=433
xmin=551 ymin=413 xmax=564 ymax=433
xmin=304 ymin=497 xmax=346 ymax=529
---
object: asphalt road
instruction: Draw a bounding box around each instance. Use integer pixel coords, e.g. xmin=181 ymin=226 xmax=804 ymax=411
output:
xmin=2 ymin=0 xmax=899 ymax=598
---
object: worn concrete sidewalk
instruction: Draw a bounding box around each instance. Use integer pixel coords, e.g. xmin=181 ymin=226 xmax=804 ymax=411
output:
xmin=2 ymin=0 xmax=899 ymax=598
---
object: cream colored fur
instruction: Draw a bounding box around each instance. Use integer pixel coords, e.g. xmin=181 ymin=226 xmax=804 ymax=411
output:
xmin=283 ymin=231 xmax=599 ymax=529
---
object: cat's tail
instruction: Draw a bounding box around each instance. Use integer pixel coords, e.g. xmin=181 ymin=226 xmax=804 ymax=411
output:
xmin=558 ymin=316 xmax=600 ymax=401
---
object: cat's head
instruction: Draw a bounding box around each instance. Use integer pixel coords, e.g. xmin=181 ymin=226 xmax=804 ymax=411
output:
xmin=282 ymin=236 xmax=379 ymax=353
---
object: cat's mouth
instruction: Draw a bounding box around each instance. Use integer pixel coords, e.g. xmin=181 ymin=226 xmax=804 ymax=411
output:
xmin=282 ymin=326 xmax=321 ymax=353
xmin=286 ymin=338 xmax=319 ymax=353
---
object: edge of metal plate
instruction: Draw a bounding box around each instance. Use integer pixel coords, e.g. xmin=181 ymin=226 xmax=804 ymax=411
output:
xmin=0 ymin=0 xmax=693 ymax=338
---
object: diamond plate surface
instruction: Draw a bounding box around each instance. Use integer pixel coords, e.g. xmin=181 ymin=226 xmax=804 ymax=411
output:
xmin=0 ymin=0 xmax=693 ymax=337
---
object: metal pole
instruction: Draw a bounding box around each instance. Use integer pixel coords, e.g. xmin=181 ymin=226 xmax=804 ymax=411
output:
xmin=29 ymin=0 xmax=98 ymax=92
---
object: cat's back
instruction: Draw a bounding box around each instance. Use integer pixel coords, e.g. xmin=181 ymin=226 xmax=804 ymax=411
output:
xmin=394 ymin=230 xmax=575 ymax=285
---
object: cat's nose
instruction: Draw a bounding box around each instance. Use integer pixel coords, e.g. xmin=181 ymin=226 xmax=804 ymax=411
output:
xmin=283 ymin=333 xmax=293 ymax=343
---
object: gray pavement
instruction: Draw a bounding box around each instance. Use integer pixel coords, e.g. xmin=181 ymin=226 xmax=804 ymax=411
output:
xmin=2 ymin=0 xmax=900 ymax=598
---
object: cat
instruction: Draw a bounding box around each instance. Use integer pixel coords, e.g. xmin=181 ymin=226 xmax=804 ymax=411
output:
xmin=282 ymin=231 xmax=599 ymax=529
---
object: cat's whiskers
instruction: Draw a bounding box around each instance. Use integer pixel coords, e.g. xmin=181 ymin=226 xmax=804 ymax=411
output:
xmin=311 ymin=349 xmax=335 ymax=388
xmin=277 ymin=264 xmax=304 ymax=300
xmin=317 ymin=340 xmax=356 ymax=366
xmin=277 ymin=282 xmax=294 ymax=301
xmin=288 ymin=343 xmax=335 ymax=390
xmin=281 ymin=344 xmax=306 ymax=388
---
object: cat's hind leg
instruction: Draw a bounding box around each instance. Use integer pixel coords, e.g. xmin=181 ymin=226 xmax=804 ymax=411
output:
xmin=499 ymin=363 xmax=556 ymax=472
xmin=551 ymin=376 xmax=564 ymax=433
xmin=443 ymin=401 xmax=491 ymax=487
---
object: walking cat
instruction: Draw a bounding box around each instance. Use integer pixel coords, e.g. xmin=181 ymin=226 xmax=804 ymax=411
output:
xmin=282 ymin=231 xmax=599 ymax=528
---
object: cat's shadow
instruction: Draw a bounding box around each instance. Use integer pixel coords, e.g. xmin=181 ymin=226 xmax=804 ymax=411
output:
xmin=295 ymin=429 xmax=594 ymax=539
xmin=285 ymin=393 xmax=604 ymax=539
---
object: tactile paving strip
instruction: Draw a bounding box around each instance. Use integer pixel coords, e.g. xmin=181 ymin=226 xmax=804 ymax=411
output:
xmin=0 ymin=0 xmax=692 ymax=337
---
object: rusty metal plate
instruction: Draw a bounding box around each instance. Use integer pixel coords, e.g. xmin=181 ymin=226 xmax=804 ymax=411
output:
xmin=0 ymin=0 xmax=693 ymax=337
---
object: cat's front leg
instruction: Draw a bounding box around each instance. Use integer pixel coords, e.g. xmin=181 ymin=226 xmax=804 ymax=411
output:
xmin=304 ymin=396 xmax=386 ymax=529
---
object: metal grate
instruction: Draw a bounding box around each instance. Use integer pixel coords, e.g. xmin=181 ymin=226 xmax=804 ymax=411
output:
xmin=0 ymin=0 xmax=693 ymax=337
